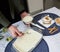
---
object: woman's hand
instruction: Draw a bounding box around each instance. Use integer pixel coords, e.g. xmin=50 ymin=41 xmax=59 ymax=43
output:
xmin=8 ymin=25 xmax=23 ymax=38
xmin=20 ymin=11 xmax=29 ymax=19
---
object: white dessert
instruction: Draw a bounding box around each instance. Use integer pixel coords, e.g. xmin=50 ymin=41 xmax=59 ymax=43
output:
xmin=22 ymin=15 xmax=33 ymax=24
xmin=42 ymin=15 xmax=52 ymax=24
xmin=13 ymin=29 xmax=43 ymax=52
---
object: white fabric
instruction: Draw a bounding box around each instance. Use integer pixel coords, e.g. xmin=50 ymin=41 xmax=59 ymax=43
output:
xmin=33 ymin=7 xmax=60 ymax=17
xmin=33 ymin=7 xmax=60 ymax=52
xmin=43 ymin=33 xmax=60 ymax=52
xmin=0 ymin=7 xmax=60 ymax=52
xmin=39 ymin=7 xmax=60 ymax=52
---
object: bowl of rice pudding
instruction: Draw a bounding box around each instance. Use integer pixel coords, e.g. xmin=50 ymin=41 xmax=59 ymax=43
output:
xmin=22 ymin=15 xmax=33 ymax=25
xmin=55 ymin=17 xmax=60 ymax=26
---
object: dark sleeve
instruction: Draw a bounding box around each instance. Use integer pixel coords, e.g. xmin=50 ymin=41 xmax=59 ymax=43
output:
xmin=12 ymin=0 xmax=25 ymax=14
xmin=0 ymin=12 xmax=11 ymax=27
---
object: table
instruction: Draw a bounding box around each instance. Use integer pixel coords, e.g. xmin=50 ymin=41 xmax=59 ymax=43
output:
xmin=0 ymin=7 xmax=60 ymax=52
xmin=41 ymin=7 xmax=60 ymax=52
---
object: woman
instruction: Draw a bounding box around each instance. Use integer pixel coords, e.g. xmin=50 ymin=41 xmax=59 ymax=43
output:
xmin=0 ymin=0 xmax=29 ymax=37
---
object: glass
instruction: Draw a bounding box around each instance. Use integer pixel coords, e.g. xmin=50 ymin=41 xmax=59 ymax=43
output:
xmin=55 ymin=18 xmax=60 ymax=26
xmin=0 ymin=27 xmax=8 ymax=40
xmin=0 ymin=30 xmax=4 ymax=40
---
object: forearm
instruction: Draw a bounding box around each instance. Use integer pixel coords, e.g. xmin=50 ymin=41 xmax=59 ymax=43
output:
xmin=12 ymin=0 xmax=25 ymax=14
xmin=0 ymin=12 xmax=11 ymax=27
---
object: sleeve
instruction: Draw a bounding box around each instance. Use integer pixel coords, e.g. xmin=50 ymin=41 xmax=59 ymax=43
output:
xmin=0 ymin=12 xmax=11 ymax=27
xmin=12 ymin=0 xmax=25 ymax=14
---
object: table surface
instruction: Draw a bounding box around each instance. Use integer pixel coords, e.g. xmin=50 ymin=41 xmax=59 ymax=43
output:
xmin=0 ymin=7 xmax=60 ymax=52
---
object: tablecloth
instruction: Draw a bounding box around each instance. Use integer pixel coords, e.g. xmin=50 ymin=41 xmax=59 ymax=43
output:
xmin=0 ymin=7 xmax=60 ymax=52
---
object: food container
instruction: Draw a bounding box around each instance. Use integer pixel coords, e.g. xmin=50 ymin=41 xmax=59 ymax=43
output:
xmin=22 ymin=15 xmax=33 ymax=25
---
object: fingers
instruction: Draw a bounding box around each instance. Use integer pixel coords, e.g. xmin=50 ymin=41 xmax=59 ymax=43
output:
xmin=11 ymin=32 xmax=18 ymax=38
xmin=15 ymin=29 xmax=23 ymax=37
xmin=8 ymin=25 xmax=24 ymax=37
xmin=21 ymin=11 xmax=28 ymax=19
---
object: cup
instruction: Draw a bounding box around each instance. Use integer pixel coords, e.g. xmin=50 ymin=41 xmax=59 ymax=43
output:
xmin=22 ymin=15 xmax=33 ymax=25
xmin=0 ymin=29 xmax=4 ymax=40
xmin=55 ymin=18 xmax=60 ymax=26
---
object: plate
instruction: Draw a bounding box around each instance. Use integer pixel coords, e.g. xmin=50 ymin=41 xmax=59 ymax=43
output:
xmin=33 ymin=13 xmax=60 ymax=36
xmin=42 ymin=23 xmax=60 ymax=36
xmin=38 ymin=18 xmax=54 ymax=28
xmin=33 ymin=13 xmax=59 ymax=29
xmin=5 ymin=39 xmax=49 ymax=52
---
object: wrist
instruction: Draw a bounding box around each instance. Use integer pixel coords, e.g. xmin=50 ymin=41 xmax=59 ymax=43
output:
xmin=7 ymin=23 xmax=12 ymax=28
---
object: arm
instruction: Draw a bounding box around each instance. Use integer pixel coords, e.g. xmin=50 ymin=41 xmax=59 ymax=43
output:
xmin=9 ymin=0 xmax=28 ymax=19
xmin=0 ymin=12 xmax=11 ymax=27
xmin=12 ymin=0 xmax=25 ymax=14
xmin=8 ymin=0 xmax=29 ymax=37
xmin=8 ymin=11 xmax=29 ymax=38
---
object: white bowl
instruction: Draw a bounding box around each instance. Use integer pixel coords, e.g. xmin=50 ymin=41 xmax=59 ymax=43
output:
xmin=55 ymin=18 xmax=60 ymax=26
xmin=22 ymin=15 xmax=33 ymax=24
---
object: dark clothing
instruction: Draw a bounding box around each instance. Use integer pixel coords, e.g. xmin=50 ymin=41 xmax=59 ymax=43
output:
xmin=0 ymin=0 xmax=25 ymax=27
